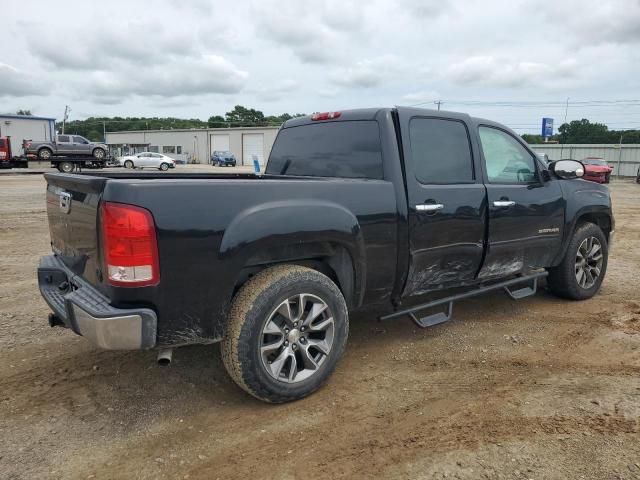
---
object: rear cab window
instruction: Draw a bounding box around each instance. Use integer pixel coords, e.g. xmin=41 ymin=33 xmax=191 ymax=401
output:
xmin=409 ymin=118 xmax=474 ymax=184
xmin=266 ymin=121 xmax=384 ymax=179
xmin=0 ymin=139 xmax=5 ymax=148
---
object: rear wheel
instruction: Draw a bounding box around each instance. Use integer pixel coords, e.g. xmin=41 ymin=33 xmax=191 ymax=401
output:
xmin=38 ymin=148 xmax=52 ymax=160
xmin=221 ymin=265 xmax=349 ymax=403
xmin=547 ymin=222 xmax=608 ymax=300
xmin=58 ymin=161 xmax=74 ymax=173
xmin=92 ymin=148 xmax=105 ymax=160
xmin=159 ymin=163 xmax=169 ymax=171
xmin=124 ymin=160 xmax=134 ymax=169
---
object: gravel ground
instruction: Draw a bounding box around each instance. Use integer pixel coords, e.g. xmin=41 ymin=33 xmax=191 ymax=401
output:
xmin=0 ymin=175 xmax=639 ymax=480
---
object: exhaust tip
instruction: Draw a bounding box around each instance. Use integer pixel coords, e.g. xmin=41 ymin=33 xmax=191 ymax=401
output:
xmin=157 ymin=348 xmax=173 ymax=366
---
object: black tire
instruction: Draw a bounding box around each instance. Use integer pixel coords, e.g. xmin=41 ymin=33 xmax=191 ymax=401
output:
xmin=221 ymin=265 xmax=349 ymax=403
xmin=92 ymin=148 xmax=105 ymax=160
xmin=58 ymin=161 xmax=74 ymax=173
xmin=547 ymin=222 xmax=608 ymax=300
xmin=159 ymin=163 xmax=169 ymax=171
xmin=124 ymin=160 xmax=134 ymax=169
xmin=38 ymin=148 xmax=52 ymax=160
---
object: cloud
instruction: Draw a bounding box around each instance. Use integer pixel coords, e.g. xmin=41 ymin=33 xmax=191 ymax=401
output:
xmin=0 ymin=63 xmax=46 ymax=97
xmin=253 ymin=0 xmax=366 ymax=64
xmin=401 ymin=90 xmax=441 ymax=103
xmin=25 ymin=22 xmax=198 ymax=70
xmin=445 ymin=56 xmax=578 ymax=88
xmin=538 ymin=0 xmax=640 ymax=46
xmin=397 ymin=0 xmax=453 ymax=18
xmin=331 ymin=56 xmax=402 ymax=88
xmin=250 ymin=80 xmax=299 ymax=102
xmin=78 ymin=55 xmax=248 ymax=103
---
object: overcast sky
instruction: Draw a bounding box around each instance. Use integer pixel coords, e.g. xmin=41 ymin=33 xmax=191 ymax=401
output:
xmin=2 ymin=0 xmax=640 ymax=133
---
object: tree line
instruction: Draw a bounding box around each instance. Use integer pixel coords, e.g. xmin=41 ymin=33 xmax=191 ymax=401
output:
xmin=521 ymin=119 xmax=640 ymax=144
xmin=14 ymin=108 xmax=640 ymax=144
xmin=52 ymin=106 xmax=305 ymax=141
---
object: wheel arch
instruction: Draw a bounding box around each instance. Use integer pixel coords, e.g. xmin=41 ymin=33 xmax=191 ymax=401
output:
xmin=552 ymin=206 xmax=613 ymax=266
xmin=232 ymin=242 xmax=358 ymax=309
xmin=220 ymin=200 xmax=366 ymax=309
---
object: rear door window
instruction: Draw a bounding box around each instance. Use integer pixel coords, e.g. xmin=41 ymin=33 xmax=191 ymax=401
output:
xmin=266 ymin=121 xmax=383 ymax=179
xmin=57 ymin=135 xmax=70 ymax=143
xmin=409 ymin=118 xmax=474 ymax=184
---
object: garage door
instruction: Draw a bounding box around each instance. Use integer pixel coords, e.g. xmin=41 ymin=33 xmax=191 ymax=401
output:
xmin=210 ymin=134 xmax=230 ymax=155
xmin=242 ymin=133 xmax=264 ymax=166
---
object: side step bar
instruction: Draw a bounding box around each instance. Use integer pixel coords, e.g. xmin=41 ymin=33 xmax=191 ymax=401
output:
xmin=380 ymin=271 xmax=548 ymax=329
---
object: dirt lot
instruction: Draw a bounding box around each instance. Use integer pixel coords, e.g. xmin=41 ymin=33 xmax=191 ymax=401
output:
xmin=1 ymin=175 xmax=639 ymax=480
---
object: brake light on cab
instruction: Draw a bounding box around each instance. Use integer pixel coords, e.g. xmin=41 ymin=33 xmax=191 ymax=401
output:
xmin=311 ymin=111 xmax=342 ymax=121
xmin=101 ymin=202 xmax=160 ymax=286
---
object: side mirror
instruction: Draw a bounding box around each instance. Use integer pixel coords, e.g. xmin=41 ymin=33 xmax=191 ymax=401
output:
xmin=550 ymin=159 xmax=585 ymax=179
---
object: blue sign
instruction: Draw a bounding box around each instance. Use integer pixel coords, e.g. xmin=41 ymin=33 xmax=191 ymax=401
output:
xmin=541 ymin=117 xmax=554 ymax=138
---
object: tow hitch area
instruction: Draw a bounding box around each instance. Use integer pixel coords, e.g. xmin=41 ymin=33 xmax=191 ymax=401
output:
xmin=380 ymin=271 xmax=548 ymax=329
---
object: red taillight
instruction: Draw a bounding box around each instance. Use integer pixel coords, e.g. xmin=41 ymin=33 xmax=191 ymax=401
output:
xmin=311 ymin=111 xmax=342 ymax=121
xmin=101 ymin=202 xmax=159 ymax=287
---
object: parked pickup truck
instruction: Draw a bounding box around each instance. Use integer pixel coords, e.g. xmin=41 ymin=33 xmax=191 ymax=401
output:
xmin=25 ymin=134 xmax=108 ymax=161
xmin=38 ymin=108 xmax=614 ymax=403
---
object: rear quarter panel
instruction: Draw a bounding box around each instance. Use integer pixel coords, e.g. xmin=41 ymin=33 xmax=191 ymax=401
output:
xmin=102 ymin=177 xmax=399 ymax=346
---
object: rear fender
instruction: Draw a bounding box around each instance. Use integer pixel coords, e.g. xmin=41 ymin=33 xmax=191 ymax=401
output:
xmin=220 ymin=200 xmax=366 ymax=307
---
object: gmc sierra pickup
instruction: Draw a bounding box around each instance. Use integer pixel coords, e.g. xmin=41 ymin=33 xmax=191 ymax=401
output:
xmin=38 ymin=107 xmax=613 ymax=403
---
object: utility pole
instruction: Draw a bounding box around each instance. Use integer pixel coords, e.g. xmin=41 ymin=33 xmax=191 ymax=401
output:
xmin=62 ymin=105 xmax=71 ymax=134
xmin=103 ymin=121 xmax=106 ymax=143
xmin=560 ymin=97 xmax=569 ymax=158
xmin=617 ymin=133 xmax=624 ymax=178
xmin=434 ymin=100 xmax=443 ymax=111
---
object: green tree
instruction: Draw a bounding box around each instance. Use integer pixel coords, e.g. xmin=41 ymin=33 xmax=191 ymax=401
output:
xmin=225 ymin=105 xmax=266 ymax=126
xmin=558 ymin=119 xmax=610 ymax=144
xmin=521 ymin=134 xmax=546 ymax=144
xmin=207 ymin=115 xmax=226 ymax=128
xmin=16 ymin=109 xmax=32 ymax=115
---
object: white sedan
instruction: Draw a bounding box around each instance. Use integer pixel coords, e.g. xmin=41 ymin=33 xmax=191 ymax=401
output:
xmin=119 ymin=152 xmax=176 ymax=171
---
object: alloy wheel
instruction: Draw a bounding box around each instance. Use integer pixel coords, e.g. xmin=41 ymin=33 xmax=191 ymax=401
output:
xmin=260 ymin=294 xmax=335 ymax=383
xmin=575 ymin=236 xmax=604 ymax=289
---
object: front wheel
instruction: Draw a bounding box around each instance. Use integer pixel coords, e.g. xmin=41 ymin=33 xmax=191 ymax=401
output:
xmin=221 ymin=265 xmax=349 ymax=403
xmin=547 ymin=222 xmax=608 ymax=300
xmin=123 ymin=160 xmax=133 ymax=169
xmin=159 ymin=163 xmax=169 ymax=171
xmin=92 ymin=148 xmax=105 ymax=160
xmin=38 ymin=148 xmax=52 ymax=160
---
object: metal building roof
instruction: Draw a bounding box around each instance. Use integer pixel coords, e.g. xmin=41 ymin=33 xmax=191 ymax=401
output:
xmin=0 ymin=114 xmax=56 ymax=121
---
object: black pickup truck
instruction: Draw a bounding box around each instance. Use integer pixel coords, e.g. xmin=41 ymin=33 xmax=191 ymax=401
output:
xmin=38 ymin=107 xmax=614 ymax=403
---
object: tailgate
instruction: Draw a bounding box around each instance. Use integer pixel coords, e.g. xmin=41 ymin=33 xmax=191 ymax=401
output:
xmin=45 ymin=173 xmax=107 ymax=287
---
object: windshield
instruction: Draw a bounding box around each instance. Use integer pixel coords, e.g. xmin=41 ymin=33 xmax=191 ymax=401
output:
xmin=582 ymin=158 xmax=607 ymax=166
xmin=214 ymin=151 xmax=232 ymax=156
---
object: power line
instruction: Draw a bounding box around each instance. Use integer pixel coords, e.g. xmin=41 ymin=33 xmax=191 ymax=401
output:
xmin=409 ymin=98 xmax=640 ymax=108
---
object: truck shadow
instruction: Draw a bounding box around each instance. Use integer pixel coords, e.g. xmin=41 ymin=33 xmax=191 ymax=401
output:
xmin=10 ymin=288 xmax=567 ymax=424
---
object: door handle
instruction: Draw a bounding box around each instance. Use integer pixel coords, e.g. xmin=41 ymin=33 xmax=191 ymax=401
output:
xmin=493 ymin=200 xmax=515 ymax=207
xmin=416 ymin=203 xmax=444 ymax=212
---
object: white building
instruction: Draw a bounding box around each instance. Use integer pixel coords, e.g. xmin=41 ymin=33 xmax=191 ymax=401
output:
xmin=105 ymin=126 xmax=280 ymax=165
xmin=0 ymin=114 xmax=56 ymax=155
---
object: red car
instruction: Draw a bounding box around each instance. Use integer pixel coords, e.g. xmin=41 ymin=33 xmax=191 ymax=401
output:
xmin=581 ymin=157 xmax=613 ymax=184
